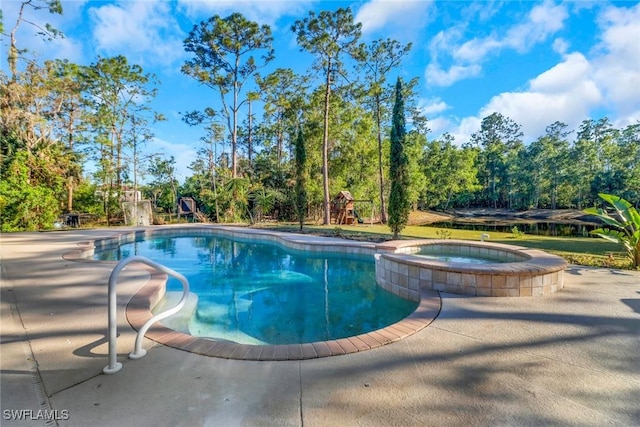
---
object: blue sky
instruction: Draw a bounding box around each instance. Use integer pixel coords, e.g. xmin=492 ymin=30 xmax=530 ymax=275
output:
xmin=3 ymin=0 xmax=639 ymax=181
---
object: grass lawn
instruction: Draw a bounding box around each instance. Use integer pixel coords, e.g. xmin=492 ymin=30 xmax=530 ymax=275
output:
xmin=256 ymin=222 xmax=634 ymax=270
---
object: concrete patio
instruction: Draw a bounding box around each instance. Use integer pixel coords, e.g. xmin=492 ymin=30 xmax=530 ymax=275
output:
xmin=1 ymin=226 xmax=639 ymax=426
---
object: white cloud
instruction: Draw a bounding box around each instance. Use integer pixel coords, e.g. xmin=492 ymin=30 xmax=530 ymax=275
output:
xmin=47 ymin=37 xmax=85 ymax=64
xmin=479 ymin=51 xmax=602 ymax=141
xmin=505 ymin=0 xmax=568 ymax=52
xmin=426 ymin=0 xmax=568 ymax=87
xmin=426 ymin=62 xmax=481 ymax=87
xmin=480 ymin=82 xmax=602 ymax=141
xmin=591 ymin=2 xmax=640 ymax=116
xmin=448 ymin=116 xmax=482 ymax=146
xmin=428 ymin=26 xmax=465 ymax=60
xmin=454 ymin=0 xmax=568 ymax=61
xmin=461 ymin=1 xmax=503 ymax=22
xmin=418 ymin=97 xmax=449 ymax=116
xmin=355 ymin=0 xmax=433 ymax=34
xmin=431 ymin=51 xmax=605 ymax=144
xmin=177 ymin=0 xmax=315 ymax=28
xmin=529 ymin=52 xmax=590 ymax=93
xmin=89 ymin=1 xmax=184 ymax=66
xmin=434 ymin=1 xmax=639 ymax=143
xmin=552 ymin=38 xmax=569 ymax=55
xmin=425 ymin=116 xmax=453 ymax=137
xmin=453 ymin=37 xmax=501 ymax=63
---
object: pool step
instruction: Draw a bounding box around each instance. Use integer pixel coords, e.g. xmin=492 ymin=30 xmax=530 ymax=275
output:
xmin=152 ymin=291 xmax=199 ymax=333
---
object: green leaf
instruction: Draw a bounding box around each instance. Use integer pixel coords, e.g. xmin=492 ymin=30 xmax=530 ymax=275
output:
xmin=598 ymin=193 xmax=631 ymax=211
xmin=598 ymin=193 xmax=634 ymax=224
xmin=584 ymin=207 xmax=624 ymax=230
xmin=590 ymin=228 xmax=623 ymax=244
xmin=587 ymin=194 xmax=640 ymax=267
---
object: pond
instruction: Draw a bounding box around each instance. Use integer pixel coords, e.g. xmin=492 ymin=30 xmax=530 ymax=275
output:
xmin=428 ymin=218 xmax=600 ymax=237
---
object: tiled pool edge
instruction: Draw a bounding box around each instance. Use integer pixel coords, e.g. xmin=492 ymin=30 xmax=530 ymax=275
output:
xmin=126 ymin=270 xmax=440 ymax=361
xmin=375 ymin=239 xmax=568 ymax=297
xmin=64 ymin=225 xmax=382 ymax=260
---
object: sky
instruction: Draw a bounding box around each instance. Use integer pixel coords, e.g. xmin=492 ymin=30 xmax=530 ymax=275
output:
xmin=2 ymin=0 xmax=639 ymax=182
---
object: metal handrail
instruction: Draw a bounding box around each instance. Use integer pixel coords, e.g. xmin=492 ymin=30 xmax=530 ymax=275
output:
xmin=103 ymin=255 xmax=190 ymax=375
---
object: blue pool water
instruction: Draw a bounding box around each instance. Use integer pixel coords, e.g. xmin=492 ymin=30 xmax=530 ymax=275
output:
xmin=415 ymin=254 xmax=503 ymax=264
xmin=95 ymin=235 xmax=417 ymax=345
xmin=416 ymin=248 xmax=507 ymax=264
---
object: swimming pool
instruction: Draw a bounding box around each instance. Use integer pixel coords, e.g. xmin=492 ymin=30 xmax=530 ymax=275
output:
xmin=95 ymin=234 xmax=418 ymax=345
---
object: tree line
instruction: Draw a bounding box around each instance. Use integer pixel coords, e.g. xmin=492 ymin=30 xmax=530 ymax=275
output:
xmin=1 ymin=2 xmax=638 ymax=231
xmin=422 ymin=114 xmax=639 ymax=212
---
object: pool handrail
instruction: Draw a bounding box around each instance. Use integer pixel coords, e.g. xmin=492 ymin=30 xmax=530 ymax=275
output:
xmin=103 ymin=255 xmax=190 ymax=375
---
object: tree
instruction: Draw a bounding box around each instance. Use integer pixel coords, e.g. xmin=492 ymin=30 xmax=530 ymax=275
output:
xmin=126 ymin=114 xmax=164 ymax=225
xmin=225 ymin=177 xmax=251 ymax=222
xmin=0 ymin=1 xmax=88 ymax=231
xmin=470 ymin=112 xmax=523 ymax=208
xmin=182 ymin=13 xmax=274 ymax=178
xmin=388 ymin=78 xmax=410 ymax=239
xmin=83 ymin=55 xmax=160 ymax=224
xmin=292 ymin=7 xmax=362 ymax=225
xmin=420 ymin=133 xmax=480 ymax=210
xmin=294 ymin=128 xmax=307 ymax=231
xmin=524 ymin=122 xmax=571 ymax=209
xmin=0 ymin=151 xmax=59 ymax=231
xmin=5 ymin=0 xmax=63 ymax=79
xmin=1 ymin=60 xmax=82 ymax=198
xmin=45 ymin=59 xmax=88 ymax=212
xmin=147 ymin=156 xmax=177 ymax=213
xmin=201 ymin=123 xmax=225 ymax=222
xmin=570 ymin=118 xmax=617 ymax=209
xmin=251 ymin=187 xmax=280 ymax=223
xmin=256 ymin=68 xmax=309 ymax=166
xmin=618 ymin=123 xmax=640 ymax=203
xmin=360 ymin=38 xmax=412 ymax=224
xmin=321 ymin=85 xmax=378 ymax=205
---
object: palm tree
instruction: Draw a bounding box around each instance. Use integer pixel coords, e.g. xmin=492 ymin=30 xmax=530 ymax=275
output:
xmin=225 ymin=177 xmax=251 ymax=223
xmin=251 ymin=188 xmax=280 ymax=222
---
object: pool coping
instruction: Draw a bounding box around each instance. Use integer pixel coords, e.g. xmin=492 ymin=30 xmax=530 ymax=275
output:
xmin=375 ymin=239 xmax=568 ymax=297
xmin=64 ymin=225 xmax=441 ymax=361
xmin=126 ymin=268 xmax=440 ymax=361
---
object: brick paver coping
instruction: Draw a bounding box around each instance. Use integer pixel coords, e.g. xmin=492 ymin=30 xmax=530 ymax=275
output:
xmin=126 ymin=268 xmax=440 ymax=361
xmin=65 ymin=226 xmax=441 ymax=361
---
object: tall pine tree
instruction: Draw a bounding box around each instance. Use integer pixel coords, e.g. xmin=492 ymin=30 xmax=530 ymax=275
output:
xmin=292 ymin=8 xmax=361 ymax=225
xmin=294 ymin=128 xmax=307 ymax=231
xmin=388 ymin=78 xmax=410 ymax=239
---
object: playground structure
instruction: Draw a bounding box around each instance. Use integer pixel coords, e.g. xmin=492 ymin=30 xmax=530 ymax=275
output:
xmin=177 ymin=197 xmax=208 ymax=222
xmin=331 ymin=191 xmax=373 ymax=225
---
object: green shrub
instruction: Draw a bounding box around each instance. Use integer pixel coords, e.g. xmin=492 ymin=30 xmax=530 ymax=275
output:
xmin=511 ymin=226 xmax=524 ymax=239
xmin=584 ymin=193 xmax=640 ymax=268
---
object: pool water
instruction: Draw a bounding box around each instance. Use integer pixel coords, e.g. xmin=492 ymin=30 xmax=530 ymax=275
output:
xmin=415 ymin=248 xmax=508 ymax=264
xmin=95 ymin=235 xmax=417 ymax=345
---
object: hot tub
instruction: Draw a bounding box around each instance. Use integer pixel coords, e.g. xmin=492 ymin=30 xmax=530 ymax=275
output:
xmin=375 ymin=239 xmax=567 ymax=297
